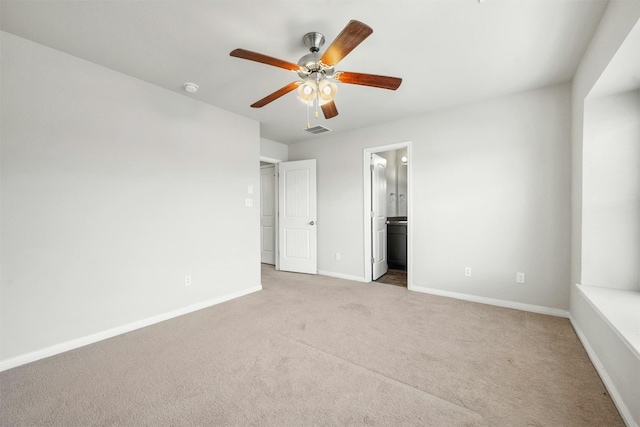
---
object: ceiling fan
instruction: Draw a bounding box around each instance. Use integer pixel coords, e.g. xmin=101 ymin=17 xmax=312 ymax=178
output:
xmin=230 ymin=20 xmax=402 ymax=122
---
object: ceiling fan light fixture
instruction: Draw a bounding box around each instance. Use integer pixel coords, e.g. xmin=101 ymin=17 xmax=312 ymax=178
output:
xmin=298 ymin=80 xmax=316 ymax=101
xmin=318 ymin=79 xmax=337 ymax=101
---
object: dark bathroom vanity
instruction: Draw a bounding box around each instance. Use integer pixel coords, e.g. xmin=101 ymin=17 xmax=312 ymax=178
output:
xmin=386 ymin=216 xmax=407 ymax=271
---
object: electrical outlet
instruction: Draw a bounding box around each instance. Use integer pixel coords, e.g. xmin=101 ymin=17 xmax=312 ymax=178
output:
xmin=185 ymin=275 xmax=192 ymax=286
xmin=245 ymin=198 xmax=253 ymax=207
xmin=517 ymin=272 xmax=525 ymax=284
xmin=464 ymin=267 xmax=471 ymax=277
xmin=335 ymin=252 xmax=341 ymax=261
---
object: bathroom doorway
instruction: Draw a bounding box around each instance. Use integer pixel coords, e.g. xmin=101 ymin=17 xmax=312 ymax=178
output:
xmin=363 ymin=142 xmax=411 ymax=288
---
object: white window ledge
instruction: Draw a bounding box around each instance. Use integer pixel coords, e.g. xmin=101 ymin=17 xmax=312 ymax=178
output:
xmin=577 ymin=284 xmax=640 ymax=359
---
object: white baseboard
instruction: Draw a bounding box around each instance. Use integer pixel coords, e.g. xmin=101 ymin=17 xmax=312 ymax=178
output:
xmin=0 ymin=285 xmax=262 ymax=372
xmin=409 ymin=285 xmax=569 ymax=318
xmin=318 ymin=270 xmax=367 ymax=283
xmin=570 ymin=315 xmax=638 ymax=427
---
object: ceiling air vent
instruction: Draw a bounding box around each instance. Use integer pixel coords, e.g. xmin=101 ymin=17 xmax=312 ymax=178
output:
xmin=304 ymin=125 xmax=331 ymax=135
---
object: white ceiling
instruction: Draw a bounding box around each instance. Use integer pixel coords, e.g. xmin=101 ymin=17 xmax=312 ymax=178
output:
xmin=588 ymin=17 xmax=640 ymax=98
xmin=1 ymin=0 xmax=609 ymax=144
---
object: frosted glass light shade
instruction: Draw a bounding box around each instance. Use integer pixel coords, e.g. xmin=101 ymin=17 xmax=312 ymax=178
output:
xmin=298 ymin=81 xmax=317 ymax=102
xmin=318 ymin=79 xmax=337 ymax=101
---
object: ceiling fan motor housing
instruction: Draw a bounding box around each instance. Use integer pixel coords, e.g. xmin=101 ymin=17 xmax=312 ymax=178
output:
xmin=297 ymin=52 xmax=335 ymax=80
xmin=302 ymin=32 xmax=325 ymax=52
xmin=298 ymin=32 xmax=335 ymax=80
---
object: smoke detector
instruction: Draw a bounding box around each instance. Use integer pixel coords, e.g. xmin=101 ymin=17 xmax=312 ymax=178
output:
xmin=184 ymin=82 xmax=199 ymax=93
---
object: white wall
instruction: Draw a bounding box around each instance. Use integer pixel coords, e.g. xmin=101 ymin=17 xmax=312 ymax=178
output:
xmin=397 ymin=147 xmax=408 ymax=217
xmin=583 ymin=90 xmax=640 ymax=291
xmin=289 ymin=83 xmax=571 ymax=311
xmin=378 ymin=148 xmax=408 ymax=218
xmin=0 ymin=33 xmax=261 ymax=363
xmin=260 ymin=137 xmax=288 ymax=162
xmin=571 ymin=1 xmax=640 ymax=288
xmin=570 ymin=5 xmax=640 ymax=426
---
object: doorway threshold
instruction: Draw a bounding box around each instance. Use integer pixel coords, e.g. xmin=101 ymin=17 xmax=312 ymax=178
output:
xmin=375 ymin=269 xmax=407 ymax=287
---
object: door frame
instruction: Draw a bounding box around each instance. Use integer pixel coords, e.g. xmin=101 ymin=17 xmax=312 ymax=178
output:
xmin=363 ymin=141 xmax=412 ymax=287
xmin=260 ymin=156 xmax=282 ymax=271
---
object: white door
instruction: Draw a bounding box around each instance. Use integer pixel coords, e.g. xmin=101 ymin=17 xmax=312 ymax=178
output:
xmin=260 ymin=165 xmax=276 ymax=265
xmin=278 ymin=159 xmax=317 ymax=274
xmin=371 ymin=154 xmax=388 ymax=280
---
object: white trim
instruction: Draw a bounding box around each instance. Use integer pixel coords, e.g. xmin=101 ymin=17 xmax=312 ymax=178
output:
xmin=0 ymin=285 xmax=262 ymax=372
xmin=409 ymin=285 xmax=569 ymax=318
xmin=363 ymin=142 xmax=413 ymax=287
xmin=318 ymin=270 xmax=367 ymax=283
xmin=259 ymin=156 xmax=282 ymax=164
xmin=570 ymin=315 xmax=638 ymax=427
xmin=274 ymin=162 xmax=280 ymax=271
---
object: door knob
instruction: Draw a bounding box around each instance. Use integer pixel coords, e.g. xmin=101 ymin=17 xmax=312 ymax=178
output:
xmin=309 ymin=221 xmax=315 ymax=225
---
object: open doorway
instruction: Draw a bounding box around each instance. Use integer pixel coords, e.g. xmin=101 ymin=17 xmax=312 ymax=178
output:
xmin=259 ymin=157 xmax=280 ymax=270
xmin=363 ymin=142 xmax=412 ymax=288
xmin=259 ymin=157 xmax=318 ymax=275
xmin=260 ymin=161 xmax=276 ymax=266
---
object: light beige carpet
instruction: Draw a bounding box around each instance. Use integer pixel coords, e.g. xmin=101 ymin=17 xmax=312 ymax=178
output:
xmin=0 ymin=265 xmax=623 ymax=426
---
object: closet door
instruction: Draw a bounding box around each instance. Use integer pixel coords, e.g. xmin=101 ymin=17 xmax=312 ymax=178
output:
xmin=278 ymin=159 xmax=317 ymax=274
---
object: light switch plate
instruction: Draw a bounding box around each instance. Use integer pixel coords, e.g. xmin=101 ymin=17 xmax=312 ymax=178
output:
xmin=245 ymin=198 xmax=253 ymax=207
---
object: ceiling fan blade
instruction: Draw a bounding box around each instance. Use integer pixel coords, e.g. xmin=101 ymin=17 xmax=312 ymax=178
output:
xmin=251 ymin=82 xmax=300 ymax=108
xmin=320 ymin=20 xmax=373 ymax=66
xmin=230 ymin=49 xmax=300 ymax=71
xmin=321 ymin=101 xmax=339 ymax=119
xmin=335 ymin=72 xmax=402 ymax=90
